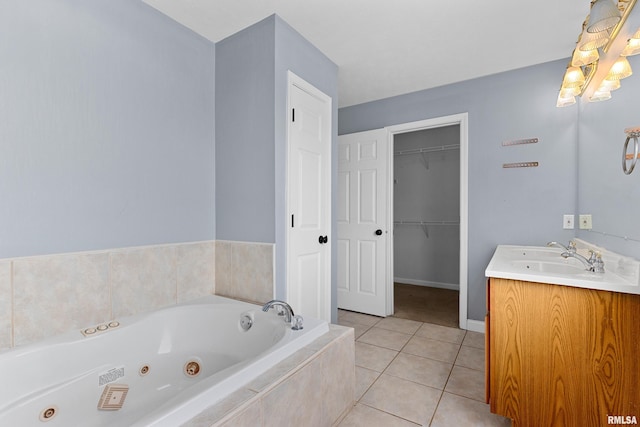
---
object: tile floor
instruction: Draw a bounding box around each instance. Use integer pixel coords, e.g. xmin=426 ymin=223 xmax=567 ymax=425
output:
xmin=336 ymin=310 xmax=511 ymax=427
xmin=393 ymin=283 xmax=459 ymax=328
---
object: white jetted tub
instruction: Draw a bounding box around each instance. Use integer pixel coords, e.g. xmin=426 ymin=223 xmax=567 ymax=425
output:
xmin=0 ymin=295 xmax=329 ymax=426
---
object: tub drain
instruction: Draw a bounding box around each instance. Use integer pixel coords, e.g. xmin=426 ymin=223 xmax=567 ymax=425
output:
xmin=184 ymin=359 xmax=201 ymax=377
xmin=39 ymin=406 xmax=57 ymax=422
xmin=139 ymin=365 xmax=150 ymax=376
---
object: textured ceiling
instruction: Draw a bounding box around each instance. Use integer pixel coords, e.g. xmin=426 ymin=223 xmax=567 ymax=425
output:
xmin=142 ymin=0 xmax=589 ymax=107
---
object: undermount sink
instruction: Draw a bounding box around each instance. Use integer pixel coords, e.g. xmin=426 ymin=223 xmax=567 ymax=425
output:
xmin=509 ymin=259 xmax=586 ymax=275
xmin=486 ymin=244 xmax=640 ymax=295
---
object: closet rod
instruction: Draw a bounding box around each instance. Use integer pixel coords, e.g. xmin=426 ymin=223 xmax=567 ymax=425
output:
xmin=394 ymin=144 xmax=460 ymax=156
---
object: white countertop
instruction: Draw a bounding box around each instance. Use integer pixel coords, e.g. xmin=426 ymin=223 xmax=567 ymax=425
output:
xmin=485 ymin=244 xmax=640 ymax=295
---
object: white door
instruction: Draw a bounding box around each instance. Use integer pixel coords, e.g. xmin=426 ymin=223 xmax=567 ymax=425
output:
xmin=286 ymin=72 xmax=332 ymax=322
xmin=337 ymin=129 xmax=389 ymax=316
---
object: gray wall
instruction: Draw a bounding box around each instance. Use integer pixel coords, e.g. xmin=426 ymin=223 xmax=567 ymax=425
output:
xmin=577 ymin=55 xmax=640 ymax=257
xmin=339 ymin=60 xmax=579 ymax=321
xmin=394 ymin=126 xmax=460 ymax=288
xmin=215 ymin=16 xmax=276 ymax=244
xmin=215 ymin=15 xmax=338 ymax=318
xmin=0 ymin=0 xmax=216 ymax=258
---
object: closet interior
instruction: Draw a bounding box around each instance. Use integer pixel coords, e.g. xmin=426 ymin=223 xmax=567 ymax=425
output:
xmin=393 ymin=125 xmax=460 ymax=327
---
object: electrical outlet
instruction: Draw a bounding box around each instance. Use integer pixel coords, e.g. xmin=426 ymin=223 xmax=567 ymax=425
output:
xmin=563 ymin=214 xmax=574 ymax=229
xmin=579 ymin=214 xmax=592 ymax=230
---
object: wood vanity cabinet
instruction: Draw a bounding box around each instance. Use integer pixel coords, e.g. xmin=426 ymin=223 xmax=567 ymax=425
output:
xmin=486 ymin=277 xmax=640 ymax=426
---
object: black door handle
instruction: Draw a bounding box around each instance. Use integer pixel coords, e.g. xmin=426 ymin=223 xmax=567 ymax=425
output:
xmin=375 ymin=229 xmax=383 ymax=236
xmin=318 ymin=235 xmax=328 ymax=244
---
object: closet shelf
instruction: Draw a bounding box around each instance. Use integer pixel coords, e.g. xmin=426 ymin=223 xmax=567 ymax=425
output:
xmin=394 ymin=144 xmax=460 ymax=156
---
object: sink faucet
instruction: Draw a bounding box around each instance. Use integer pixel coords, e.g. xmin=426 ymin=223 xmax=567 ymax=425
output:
xmin=547 ymin=240 xmax=576 ymax=253
xmin=262 ymin=300 xmax=295 ymax=323
xmin=561 ymin=250 xmax=605 ymax=273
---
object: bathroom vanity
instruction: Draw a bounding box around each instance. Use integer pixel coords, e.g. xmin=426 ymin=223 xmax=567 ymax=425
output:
xmin=485 ymin=244 xmax=640 ymax=426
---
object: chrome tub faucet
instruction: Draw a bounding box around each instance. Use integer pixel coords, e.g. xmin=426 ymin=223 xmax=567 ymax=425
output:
xmin=262 ymin=300 xmax=304 ymax=330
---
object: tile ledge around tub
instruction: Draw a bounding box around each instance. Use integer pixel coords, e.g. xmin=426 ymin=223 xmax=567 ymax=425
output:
xmin=183 ymin=326 xmax=354 ymax=427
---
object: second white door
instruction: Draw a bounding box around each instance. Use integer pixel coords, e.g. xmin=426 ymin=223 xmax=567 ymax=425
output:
xmin=337 ymin=129 xmax=388 ymax=316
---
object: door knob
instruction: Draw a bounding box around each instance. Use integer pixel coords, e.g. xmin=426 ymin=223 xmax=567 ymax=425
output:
xmin=318 ymin=235 xmax=328 ymax=244
xmin=375 ymin=229 xmax=383 ymax=236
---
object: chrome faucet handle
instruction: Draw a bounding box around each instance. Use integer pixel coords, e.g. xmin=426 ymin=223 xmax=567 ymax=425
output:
xmin=592 ymin=252 xmax=605 ymax=273
xmin=567 ymin=241 xmax=577 ymax=252
xmin=291 ymin=315 xmax=304 ymax=331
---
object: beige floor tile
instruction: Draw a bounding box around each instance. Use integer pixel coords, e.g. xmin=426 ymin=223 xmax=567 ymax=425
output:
xmin=385 ymin=353 xmax=452 ymax=390
xmin=415 ymin=323 xmax=466 ymax=344
xmin=338 ymin=320 xmax=372 ymax=340
xmin=360 ymin=374 xmax=441 ymax=425
xmin=430 ymin=392 xmax=512 ymax=427
xmin=357 ymin=327 xmax=412 ymax=351
xmin=455 ymin=345 xmax=485 ymax=372
xmin=338 ymin=403 xmax=420 ymax=427
xmin=462 ymin=331 xmax=485 ymax=349
xmin=355 ymin=366 xmax=380 ymax=400
xmin=376 ymin=317 xmax=422 ymax=335
xmin=444 ymin=365 xmax=486 ymax=402
xmin=338 ymin=310 xmax=382 ymax=327
xmin=402 ymin=335 xmax=461 ymax=364
xmin=355 ymin=342 xmax=398 ymax=372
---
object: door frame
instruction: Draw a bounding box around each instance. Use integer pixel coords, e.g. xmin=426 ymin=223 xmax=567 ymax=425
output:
xmin=285 ymin=71 xmax=332 ymax=322
xmin=386 ymin=113 xmax=469 ymax=329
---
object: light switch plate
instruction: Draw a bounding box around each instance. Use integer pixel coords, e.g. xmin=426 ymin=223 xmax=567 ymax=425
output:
xmin=563 ymin=214 xmax=574 ymax=229
xmin=579 ymin=214 xmax=592 ymax=230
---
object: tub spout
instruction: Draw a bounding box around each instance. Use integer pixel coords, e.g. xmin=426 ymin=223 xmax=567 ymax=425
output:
xmin=262 ymin=300 xmax=294 ymax=323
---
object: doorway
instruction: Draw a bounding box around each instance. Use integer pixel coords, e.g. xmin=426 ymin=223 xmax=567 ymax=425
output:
xmin=337 ymin=113 xmax=468 ymax=329
xmin=387 ymin=113 xmax=468 ymax=329
xmin=392 ymin=125 xmax=460 ymax=327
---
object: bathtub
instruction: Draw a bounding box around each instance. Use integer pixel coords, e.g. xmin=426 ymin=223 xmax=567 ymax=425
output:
xmin=0 ymin=295 xmax=329 ymax=426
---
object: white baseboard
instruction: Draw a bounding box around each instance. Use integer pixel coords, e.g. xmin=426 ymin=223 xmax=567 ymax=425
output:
xmin=465 ymin=319 xmax=485 ymax=333
xmin=394 ymin=277 xmax=459 ymax=291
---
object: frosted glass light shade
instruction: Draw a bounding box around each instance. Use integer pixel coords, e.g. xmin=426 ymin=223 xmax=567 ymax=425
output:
xmin=587 ymin=0 xmax=621 ymax=33
xmin=578 ymin=29 xmax=609 ymax=51
xmin=562 ymin=66 xmax=586 ymax=88
xmin=599 ymin=78 xmax=621 ymax=91
xmin=560 ymin=86 xmax=581 ymax=97
xmin=622 ymin=37 xmax=640 ymax=56
xmin=572 ymin=46 xmax=599 ymax=66
xmin=589 ymin=88 xmax=612 ymax=102
xmin=606 ymin=57 xmax=633 ymax=80
xmin=557 ymin=93 xmax=576 ymax=107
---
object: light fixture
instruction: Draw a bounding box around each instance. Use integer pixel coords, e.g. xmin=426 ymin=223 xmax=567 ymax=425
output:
xmin=587 ymin=0 xmax=621 ymax=33
xmin=578 ymin=27 xmax=609 ymax=51
xmin=606 ymin=56 xmax=633 ymax=79
xmin=557 ymin=0 xmax=639 ymax=107
xmin=621 ymin=28 xmax=640 ymax=55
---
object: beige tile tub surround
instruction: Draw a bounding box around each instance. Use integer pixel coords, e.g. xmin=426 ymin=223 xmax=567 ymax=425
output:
xmin=0 ymin=241 xmax=215 ymax=350
xmin=183 ymin=325 xmax=355 ymax=427
xmin=215 ymin=240 xmax=274 ymax=304
xmin=13 ymin=252 xmax=111 ymax=347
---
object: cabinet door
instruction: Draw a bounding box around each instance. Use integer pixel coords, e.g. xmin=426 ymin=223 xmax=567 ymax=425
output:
xmin=489 ymin=278 xmax=640 ymax=426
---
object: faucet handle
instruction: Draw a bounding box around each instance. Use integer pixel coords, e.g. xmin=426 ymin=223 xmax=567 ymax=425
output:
xmin=568 ymin=241 xmax=577 ymax=252
xmin=291 ymin=315 xmax=304 ymax=331
xmin=592 ymin=252 xmax=605 ymax=273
